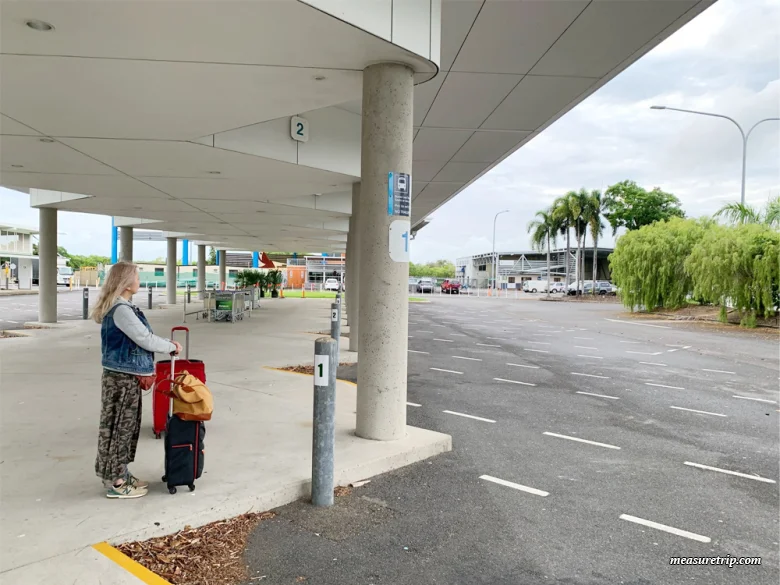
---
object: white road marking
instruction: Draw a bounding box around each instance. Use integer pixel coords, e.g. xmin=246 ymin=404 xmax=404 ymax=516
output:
xmin=619 ymin=514 xmax=710 ymax=543
xmin=430 ymin=367 xmax=463 ymax=375
xmin=507 ymin=363 xmax=539 ymax=369
xmin=486 ymin=337 xmax=504 ymax=340
xmin=645 ymin=383 xmax=684 ymax=390
xmin=605 ymin=318 xmax=670 ymax=329
xmin=524 ymin=348 xmax=549 ymax=353
xmin=626 ymin=351 xmax=663 ymax=356
xmin=577 ymin=355 xmax=604 ymax=360
xmin=670 ymin=406 xmax=726 ymax=417
xmin=494 ymin=378 xmax=536 ymax=386
xmin=407 ymin=402 xmax=422 ymax=407
xmin=7 ymin=320 xmax=19 ymax=324
xmin=408 ymin=336 xmax=413 ymax=338
xmin=571 ymin=372 xmax=609 ymax=379
xmin=683 ymin=461 xmax=776 ymax=484
xmin=574 ymin=337 xmax=594 ymax=340
xmin=443 ymin=410 xmax=496 ymax=423
xmin=574 ymin=346 xmax=598 ymax=350
xmin=477 ymin=343 xmax=501 ymax=348
xmin=408 ymin=350 xmax=430 ymax=354
xmin=433 ymin=337 xmax=454 ymax=343
xmin=619 ymin=341 xmax=642 ymax=344
xmin=431 ymin=324 xmax=447 ymax=328
xmin=702 ymin=369 xmax=736 ymax=375
xmin=452 ymin=356 xmax=482 ymax=361
xmin=639 ymin=362 xmax=668 ymax=367
xmin=450 ymin=333 xmax=467 ymax=336
xmin=533 ymin=333 xmax=554 ymax=337
xmin=479 ymin=475 xmax=548 ymax=497
xmin=528 ymin=341 xmax=551 ymax=345
xmin=418 ymin=330 xmax=434 ymax=333
xmin=543 ymin=432 xmax=620 ymax=450
xmin=733 ymin=395 xmax=777 ymax=404
xmin=576 ymin=391 xmax=620 ymax=400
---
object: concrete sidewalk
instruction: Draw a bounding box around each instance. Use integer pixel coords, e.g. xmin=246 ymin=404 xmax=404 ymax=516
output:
xmin=0 ymin=298 xmax=450 ymax=583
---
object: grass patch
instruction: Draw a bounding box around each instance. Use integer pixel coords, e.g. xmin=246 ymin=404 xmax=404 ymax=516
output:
xmin=282 ymin=290 xmax=338 ymax=298
xmin=408 ymin=297 xmax=427 ymax=303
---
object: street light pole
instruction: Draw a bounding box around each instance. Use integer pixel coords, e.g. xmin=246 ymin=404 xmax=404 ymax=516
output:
xmin=650 ymin=106 xmax=779 ymax=205
xmin=492 ymin=210 xmax=509 ymax=296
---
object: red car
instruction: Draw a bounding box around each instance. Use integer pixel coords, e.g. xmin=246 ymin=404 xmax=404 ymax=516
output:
xmin=441 ymin=279 xmax=461 ymax=294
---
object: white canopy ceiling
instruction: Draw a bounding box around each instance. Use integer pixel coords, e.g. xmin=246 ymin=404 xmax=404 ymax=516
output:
xmin=0 ymin=0 xmax=715 ymax=252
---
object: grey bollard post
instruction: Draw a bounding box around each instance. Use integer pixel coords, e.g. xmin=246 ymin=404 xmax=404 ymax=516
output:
xmin=148 ymin=286 xmax=153 ymax=310
xmin=186 ymin=283 xmax=191 ymax=303
xmin=335 ymin=291 xmax=341 ymax=305
xmin=82 ymin=287 xmax=89 ymax=320
xmin=330 ymin=302 xmax=341 ymax=349
xmin=312 ymin=337 xmax=337 ymax=507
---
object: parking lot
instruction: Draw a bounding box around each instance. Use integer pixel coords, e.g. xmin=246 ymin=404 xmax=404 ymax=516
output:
xmin=248 ymin=295 xmax=779 ymax=584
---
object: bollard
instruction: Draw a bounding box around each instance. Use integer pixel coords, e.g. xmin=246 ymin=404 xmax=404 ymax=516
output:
xmin=330 ymin=302 xmax=341 ymax=349
xmin=82 ymin=287 xmax=89 ymax=320
xmin=312 ymin=337 xmax=337 ymax=507
xmin=335 ymin=292 xmax=341 ymax=305
xmin=186 ymin=283 xmax=191 ymax=303
xmin=148 ymin=286 xmax=153 ymax=310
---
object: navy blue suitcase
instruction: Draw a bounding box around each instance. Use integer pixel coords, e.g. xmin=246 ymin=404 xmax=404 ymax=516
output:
xmin=162 ymin=415 xmax=205 ymax=494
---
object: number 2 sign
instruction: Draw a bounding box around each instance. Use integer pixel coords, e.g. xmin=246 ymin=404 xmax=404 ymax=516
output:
xmin=290 ymin=116 xmax=309 ymax=142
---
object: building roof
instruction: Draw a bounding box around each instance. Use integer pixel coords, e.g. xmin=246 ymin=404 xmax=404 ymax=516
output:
xmin=0 ymin=1 xmax=714 ymax=251
xmin=0 ymin=224 xmax=38 ymax=235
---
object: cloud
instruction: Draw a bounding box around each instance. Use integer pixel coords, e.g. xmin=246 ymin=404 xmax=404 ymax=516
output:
xmin=411 ymin=0 xmax=780 ymax=262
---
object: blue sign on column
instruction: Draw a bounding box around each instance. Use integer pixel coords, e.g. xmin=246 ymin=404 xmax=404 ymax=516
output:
xmin=387 ymin=172 xmax=411 ymax=217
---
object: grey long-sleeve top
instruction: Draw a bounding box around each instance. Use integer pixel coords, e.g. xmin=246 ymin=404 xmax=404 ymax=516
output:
xmin=113 ymin=299 xmax=176 ymax=355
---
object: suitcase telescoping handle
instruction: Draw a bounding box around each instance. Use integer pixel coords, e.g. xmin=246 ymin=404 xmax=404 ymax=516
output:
xmin=170 ymin=326 xmax=190 ymax=360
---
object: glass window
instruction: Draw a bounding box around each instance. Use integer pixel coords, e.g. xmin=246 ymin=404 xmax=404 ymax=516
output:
xmin=154 ymin=267 xmax=164 ymax=276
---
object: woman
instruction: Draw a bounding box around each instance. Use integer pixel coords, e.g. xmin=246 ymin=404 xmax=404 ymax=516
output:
xmin=92 ymin=261 xmax=182 ymax=499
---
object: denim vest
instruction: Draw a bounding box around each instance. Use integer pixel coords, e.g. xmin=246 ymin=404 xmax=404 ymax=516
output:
xmin=101 ymin=302 xmax=155 ymax=375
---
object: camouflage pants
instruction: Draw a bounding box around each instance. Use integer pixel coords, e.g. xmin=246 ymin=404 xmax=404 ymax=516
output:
xmin=95 ymin=370 xmax=142 ymax=482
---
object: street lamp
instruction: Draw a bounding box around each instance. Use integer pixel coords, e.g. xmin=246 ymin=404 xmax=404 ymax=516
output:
xmin=492 ymin=210 xmax=509 ymax=295
xmin=650 ymin=105 xmax=779 ymax=205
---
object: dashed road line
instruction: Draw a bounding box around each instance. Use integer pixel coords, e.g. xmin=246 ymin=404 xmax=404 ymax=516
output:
xmin=571 ymin=372 xmax=609 ymax=379
xmin=574 ymin=337 xmax=594 ymax=340
xmin=430 ymin=367 xmax=463 ymax=375
xmin=527 ymin=341 xmax=551 ymax=345
xmin=524 ymin=348 xmax=549 ymax=353
xmin=670 ymin=406 xmax=726 ymax=417
xmin=494 ymin=378 xmax=536 ymax=386
xmin=408 ymin=350 xmax=430 ymax=354
xmin=418 ymin=330 xmax=434 ymax=333
xmin=645 ymin=383 xmax=684 ymax=390
xmin=626 ymin=351 xmax=663 ymax=356
xmin=639 ymin=362 xmax=668 ymax=367
xmin=479 ymin=475 xmax=548 ymax=497
xmin=619 ymin=341 xmax=642 ymax=344
xmin=605 ymin=318 xmax=670 ymax=329
xmin=574 ymin=346 xmax=597 ymax=350
xmin=733 ymin=395 xmax=777 ymax=404
xmin=452 ymin=356 xmax=482 ymax=361
xmin=450 ymin=333 xmax=467 ymax=336
xmin=507 ymin=363 xmax=539 ymax=369
xmin=443 ymin=410 xmax=496 ymax=423
xmin=477 ymin=343 xmax=501 ymax=348
xmin=543 ymin=432 xmax=620 ymax=450
xmin=702 ymin=368 xmax=736 ymax=375
xmin=433 ymin=338 xmax=453 ymax=343
xmin=576 ymin=391 xmax=620 ymax=400
xmin=407 ymin=402 xmax=422 ymax=407
xmin=577 ymin=355 xmax=603 ymax=360
xmin=683 ymin=462 xmax=776 ymax=484
xmin=619 ymin=514 xmax=710 ymax=543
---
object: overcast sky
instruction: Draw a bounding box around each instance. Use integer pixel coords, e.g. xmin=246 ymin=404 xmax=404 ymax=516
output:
xmin=1 ymin=0 xmax=778 ymax=263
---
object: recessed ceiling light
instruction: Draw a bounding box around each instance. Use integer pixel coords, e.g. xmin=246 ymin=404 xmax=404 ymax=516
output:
xmin=26 ymin=19 xmax=54 ymax=32
xmin=314 ymin=75 xmax=326 ymax=81
xmin=11 ymin=164 xmax=23 ymax=168
xmin=39 ymin=138 xmax=55 ymax=143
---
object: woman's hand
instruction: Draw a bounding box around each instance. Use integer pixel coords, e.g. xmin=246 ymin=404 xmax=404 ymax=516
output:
xmin=172 ymin=341 xmax=183 ymax=355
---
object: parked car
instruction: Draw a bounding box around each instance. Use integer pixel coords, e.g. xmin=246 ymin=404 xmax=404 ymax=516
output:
xmin=550 ymin=281 xmax=566 ymax=293
xmin=567 ymin=281 xmax=613 ymax=295
xmin=440 ymin=279 xmax=461 ymax=294
xmin=324 ymin=278 xmax=342 ymax=291
xmin=523 ymin=280 xmax=563 ymax=293
xmin=416 ymin=277 xmax=434 ymax=294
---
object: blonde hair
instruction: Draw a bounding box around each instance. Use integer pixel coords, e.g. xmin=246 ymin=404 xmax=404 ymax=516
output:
xmin=92 ymin=261 xmax=138 ymax=323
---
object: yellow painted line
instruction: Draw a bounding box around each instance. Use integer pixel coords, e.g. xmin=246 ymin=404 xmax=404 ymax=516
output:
xmin=92 ymin=542 xmax=171 ymax=585
xmin=263 ymin=365 xmax=357 ymax=387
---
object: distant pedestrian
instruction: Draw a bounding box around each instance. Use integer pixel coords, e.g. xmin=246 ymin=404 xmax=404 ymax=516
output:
xmin=91 ymin=261 xmax=181 ymax=498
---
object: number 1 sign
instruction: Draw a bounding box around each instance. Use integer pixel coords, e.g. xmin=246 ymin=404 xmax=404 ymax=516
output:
xmin=389 ymin=219 xmax=410 ymax=263
xmin=314 ymin=354 xmax=329 ymax=385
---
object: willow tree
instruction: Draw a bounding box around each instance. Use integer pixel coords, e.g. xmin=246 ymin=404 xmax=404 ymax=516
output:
xmin=610 ymin=218 xmax=708 ymax=311
xmin=686 ymin=223 xmax=779 ymax=327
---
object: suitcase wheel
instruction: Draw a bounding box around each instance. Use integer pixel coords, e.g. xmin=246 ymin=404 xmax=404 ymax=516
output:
xmin=169 ymin=486 xmax=177 ymax=494
xmin=154 ymin=432 xmax=161 ymax=439
xmin=188 ymin=484 xmax=195 ymax=492
xmin=161 ymin=475 xmax=167 ymax=482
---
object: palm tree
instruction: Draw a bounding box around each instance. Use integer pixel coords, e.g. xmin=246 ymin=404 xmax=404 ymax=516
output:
xmin=552 ymin=195 xmax=576 ymax=291
xmin=563 ymin=189 xmax=590 ymax=294
xmin=584 ymin=190 xmax=605 ymax=295
xmin=527 ymin=209 xmax=558 ymax=298
xmin=715 ymin=196 xmax=780 ymax=226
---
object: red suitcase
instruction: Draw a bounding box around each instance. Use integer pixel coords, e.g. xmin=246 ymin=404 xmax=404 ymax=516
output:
xmin=153 ymin=326 xmax=206 ymax=438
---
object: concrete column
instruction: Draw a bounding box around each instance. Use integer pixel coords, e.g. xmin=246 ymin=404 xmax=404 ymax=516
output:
xmin=166 ymin=237 xmax=177 ymax=304
xmin=348 ymin=183 xmax=360 ymax=353
xmin=197 ymin=244 xmax=206 ymax=298
xmin=119 ymin=226 xmax=133 ymax=262
xmin=356 ymin=63 xmax=413 ymax=441
xmin=345 ymin=222 xmax=353 ymax=325
xmin=37 ymin=207 xmax=58 ymax=323
xmin=218 ymin=249 xmax=227 ymax=287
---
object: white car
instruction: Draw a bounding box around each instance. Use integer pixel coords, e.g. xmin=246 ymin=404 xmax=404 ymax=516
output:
xmin=324 ymin=278 xmax=342 ymax=291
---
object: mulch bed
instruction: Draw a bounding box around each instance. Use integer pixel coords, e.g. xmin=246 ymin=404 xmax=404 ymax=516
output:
xmin=116 ymin=512 xmax=276 ymax=585
xmin=279 ymin=363 xmax=352 ymax=375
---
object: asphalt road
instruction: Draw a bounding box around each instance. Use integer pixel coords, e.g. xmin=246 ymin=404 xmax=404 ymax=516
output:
xmin=0 ymin=289 xmax=169 ymax=329
xmin=252 ymin=298 xmax=778 ymax=583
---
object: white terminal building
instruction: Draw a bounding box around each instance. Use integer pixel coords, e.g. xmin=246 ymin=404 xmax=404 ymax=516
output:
xmin=0 ymin=1 xmax=715 ymax=441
